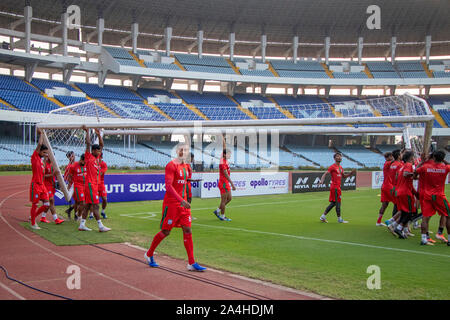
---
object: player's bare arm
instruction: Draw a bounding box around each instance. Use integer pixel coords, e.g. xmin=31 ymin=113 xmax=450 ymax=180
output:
xmin=343 ymin=169 xmax=357 ymax=178
xmin=319 ymin=171 xmax=328 ymax=184
xmin=95 ymin=128 xmax=104 ymax=149
xmin=82 ymin=125 xmax=90 ymax=152
xmin=35 ymin=128 xmax=44 ymax=153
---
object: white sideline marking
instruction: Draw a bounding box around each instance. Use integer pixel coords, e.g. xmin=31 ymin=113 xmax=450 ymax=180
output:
xmin=120 ymin=194 xmax=374 ymax=218
xmin=190 ymin=223 xmax=450 ymax=259
xmin=0 ymin=281 xmax=26 ymax=300
xmin=136 ymin=214 xmax=450 ymax=259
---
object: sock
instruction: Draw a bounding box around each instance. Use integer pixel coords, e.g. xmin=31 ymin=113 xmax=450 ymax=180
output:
xmin=89 ymin=212 xmax=93 ymax=217
xmin=53 ymin=214 xmax=58 ymax=220
xmin=438 ymin=227 xmax=444 ymax=235
xmin=220 ymin=214 xmax=225 ymax=219
xmin=391 ymin=221 xmax=398 ymax=229
xmin=41 ymin=212 xmax=47 ymax=218
xmin=377 ymin=214 xmax=383 ymax=224
xmin=30 ymin=203 xmax=38 ymax=225
xmin=147 ymin=231 xmax=167 ymax=257
xmin=321 ymin=214 xmax=326 ymax=220
xmin=396 ymin=225 xmax=403 ymax=231
xmin=215 ymin=208 xmax=221 ymax=214
xmin=183 ymin=233 xmax=195 ymax=265
xmin=35 ymin=205 xmax=49 ymax=221
xmin=97 ymin=220 xmax=104 ymax=228
xmin=421 ymin=234 xmax=428 ymax=242
xmin=101 ymin=210 xmax=105 ymax=214
xmin=80 ymin=219 xmax=86 ymax=227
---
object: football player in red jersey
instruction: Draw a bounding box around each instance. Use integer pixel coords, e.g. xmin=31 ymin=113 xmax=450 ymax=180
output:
xmin=319 ymin=153 xmax=356 ymax=224
xmin=98 ymin=153 xmax=108 ymax=219
xmin=64 ymin=151 xmax=76 ymax=219
xmin=40 ymin=156 xmax=64 ymax=225
xmin=79 ymin=126 xmax=110 ymax=232
xmin=415 ymin=150 xmax=450 ymax=246
xmin=390 ymin=151 xmax=416 ymax=239
xmin=213 ymin=136 xmax=235 ymax=221
xmin=67 ymin=154 xmax=87 ymax=221
xmin=145 ymin=143 xmax=206 ymax=272
xmin=376 ymin=152 xmax=394 ymax=226
xmin=29 ymin=128 xmax=50 ymax=230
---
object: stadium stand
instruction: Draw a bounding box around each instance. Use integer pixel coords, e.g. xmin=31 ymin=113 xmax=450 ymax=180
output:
xmin=285 ymin=144 xmax=362 ymax=168
xmin=336 ymin=145 xmax=385 ymax=168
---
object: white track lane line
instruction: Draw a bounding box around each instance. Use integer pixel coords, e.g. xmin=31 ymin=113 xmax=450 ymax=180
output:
xmin=0 ymin=191 xmax=164 ymax=300
xmin=0 ymin=281 xmax=26 ymax=300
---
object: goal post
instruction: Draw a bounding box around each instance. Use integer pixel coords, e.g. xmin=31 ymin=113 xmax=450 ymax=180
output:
xmin=36 ymin=94 xmax=436 ymax=202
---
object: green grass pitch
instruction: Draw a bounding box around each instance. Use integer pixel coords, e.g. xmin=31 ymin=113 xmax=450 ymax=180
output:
xmin=25 ymin=187 xmax=450 ymax=300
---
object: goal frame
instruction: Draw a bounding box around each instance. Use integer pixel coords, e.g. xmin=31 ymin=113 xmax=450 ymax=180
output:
xmin=37 ymin=93 xmax=435 ymax=201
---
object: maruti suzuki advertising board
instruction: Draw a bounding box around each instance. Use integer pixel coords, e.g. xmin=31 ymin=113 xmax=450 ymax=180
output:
xmin=54 ymin=174 xmax=166 ymax=205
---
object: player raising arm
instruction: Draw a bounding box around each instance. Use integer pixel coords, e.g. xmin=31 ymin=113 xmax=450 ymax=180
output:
xmin=29 ymin=128 xmax=51 ymax=230
xmin=376 ymin=152 xmax=394 ymax=226
xmin=40 ymin=156 xmax=64 ymax=225
xmin=79 ymin=126 xmax=110 ymax=232
xmin=319 ymin=152 xmax=356 ymax=224
xmin=213 ymin=135 xmax=235 ymax=221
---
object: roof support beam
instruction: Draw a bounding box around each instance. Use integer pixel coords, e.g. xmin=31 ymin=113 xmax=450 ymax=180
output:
xmin=197 ymin=79 xmax=205 ymax=94
xmin=61 ymin=11 xmax=68 ymax=56
xmin=197 ymin=30 xmax=204 ymax=58
xmin=229 ymin=32 xmax=235 ymax=62
xmin=324 ymin=36 xmax=330 ymax=65
xmin=63 ymin=66 xmax=74 ymax=84
xmin=292 ymin=35 xmax=299 ymax=63
xmin=131 ymin=22 xmax=138 ymax=54
xmin=386 ymin=36 xmax=397 ymax=63
xmin=24 ymin=6 xmax=32 ymax=53
xmin=425 ymin=35 xmax=431 ymax=65
xmin=261 ymin=34 xmax=267 ymax=63
xmin=24 ymin=61 xmax=37 ymax=82
xmin=165 ymin=26 xmax=172 ymax=56
xmin=357 ymin=37 xmax=364 ymax=64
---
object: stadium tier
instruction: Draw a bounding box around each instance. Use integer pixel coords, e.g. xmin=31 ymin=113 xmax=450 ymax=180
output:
xmin=0 ymin=75 xmax=445 ymax=128
xmin=335 ymin=145 xmax=385 ymax=168
xmin=285 ymin=145 xmax=363 ymax=169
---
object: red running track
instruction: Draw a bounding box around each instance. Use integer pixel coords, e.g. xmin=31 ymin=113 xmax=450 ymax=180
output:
xmin=0 ymin=175 xmax=328 ymax=300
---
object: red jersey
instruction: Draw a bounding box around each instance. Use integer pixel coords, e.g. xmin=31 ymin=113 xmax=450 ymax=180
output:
xmin=382 ymin=160 xmax=393 ymax=190
xmin=31 ymin=151 xmax=45 ymax=185
xmin=44 ymin=161 xmax=55 ymax=189
xmin=69 ymin=161 xmax=87 ymax=187
xmin=395 ymin=162 xmax=414 ymax=196
xmin=389 ymin=160 xmax=404 ymax=188
xmin=99 ymin=160 xmax=107 ymax=185
xmin=328 ymin=163 xmax=344 ymax=189
xmin=163 ymin=160 xmax=189 ymax=205
xmin=84 ymin=151 xmax=100 ymax=185
xmin=219 ymin=158 xmax=230 ymax=183
xmin=416 ymin=161 xmax=450 ymax=200
xmin=417 ymin=159 xmax=433 ymax=195
xmin=64 ymin=162 xmax=74 ymax=181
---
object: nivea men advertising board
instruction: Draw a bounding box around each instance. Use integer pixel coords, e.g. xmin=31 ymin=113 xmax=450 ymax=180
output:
xmin=292 ymin=172 xmax=356 ymax=193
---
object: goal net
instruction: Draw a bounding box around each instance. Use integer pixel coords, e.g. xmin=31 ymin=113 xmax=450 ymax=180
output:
xmin=37 ymin=94 xmax=435 ymax=201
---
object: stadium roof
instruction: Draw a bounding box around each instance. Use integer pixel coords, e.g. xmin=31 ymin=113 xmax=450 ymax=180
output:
xmin=0 ymin=0 xmax=449 ymax=58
